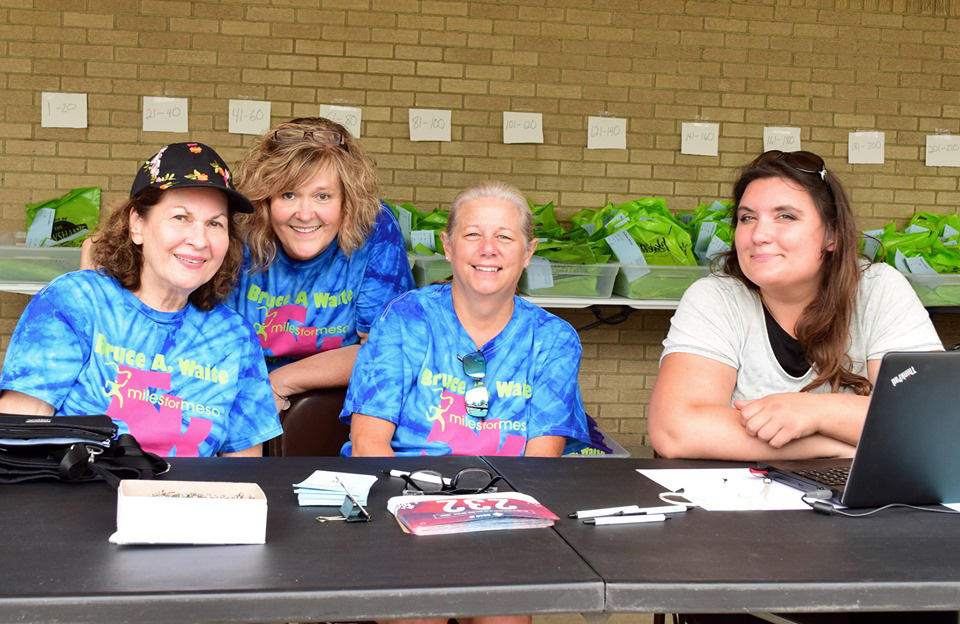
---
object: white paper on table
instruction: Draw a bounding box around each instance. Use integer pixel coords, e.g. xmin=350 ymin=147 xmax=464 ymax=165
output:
xmin=293 ymin=470 xmax=378 ymax=507
xmin=637 ymin=468 xmax=811 ymax=511
xmin=943 ymin=502 xmax=960 ymax=511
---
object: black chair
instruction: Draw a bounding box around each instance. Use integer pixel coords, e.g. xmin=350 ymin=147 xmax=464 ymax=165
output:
xmin=268 ymin=387 xmax=350 ymax=457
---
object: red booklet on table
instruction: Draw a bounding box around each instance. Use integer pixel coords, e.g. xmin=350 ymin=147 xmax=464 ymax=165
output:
xmin=386 ymin=492 xmax=559 ymax=536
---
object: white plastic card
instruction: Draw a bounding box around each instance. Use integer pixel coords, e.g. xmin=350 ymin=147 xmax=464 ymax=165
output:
xmin=604 ymin=211 xmax=630 ymax=229
xmin=861 ymin=229 xmax=883 ymax=261
xmin=605 ymin=230 xmax=650 ymax=281
xmin=503 ymin=112 xmax=543 ymax=144
xmin=41 ymin=92 xmax=87 ymax=128
xmin=848 ymin=131 xmax=884 ymax=165
xmin=704 ymin=236 xmax=731 ymax=261
xmin=681 ymin=123 xmax=719 ymax=157
xmin=410 ymin=230 xmax=436 ymax=252
xmin=904 ymin=224 xmax=929 ymax=235
xmin=587 ymin=116 xmax=626 ymax=150
xmin=319 ymin=105 xmax=362 ymax=138
xmin=525 ymin=255 xmax=554 ymax=289
xmin=925 ymin=135 xmax=960 ymax=167
xmin=903 ymin=255 xmax=938 ymax=274
xmin=409 ymin=109 xmax=451 ymax=142
xmin=708 ymin=200 xmax=727 ymax=212
xmin=396 ymin=208 xmax=412 ymax=245
xmin=228 ymin=99 xmax=271 ymax=135
xmin=581 ymin=222 xmax=597 ymax=235
xmin=694 ymin=221 xmax=717 ymax=255
xmin=143 ymin=97 xmax=188 ymax=133
xmin=762 ymin=127 xmax=801 ymax=152
xmin=943 ymin=224 xmax=959 ymax=241
xmin=894 ymin=249 xmax=910 ymax=272
xmin=24 ymin=208 xmax=55 ymax=247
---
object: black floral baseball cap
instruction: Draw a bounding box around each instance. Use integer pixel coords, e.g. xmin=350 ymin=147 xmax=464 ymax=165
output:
xmin=129 ymin=142 xmax=254 ymax=214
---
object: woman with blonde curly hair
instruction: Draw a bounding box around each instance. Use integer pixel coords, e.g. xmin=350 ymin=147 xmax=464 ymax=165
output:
xmin=1 ymin=142 xmax=281 ymax=457
xmin=227 ymin=117 xmax=413 ymax=414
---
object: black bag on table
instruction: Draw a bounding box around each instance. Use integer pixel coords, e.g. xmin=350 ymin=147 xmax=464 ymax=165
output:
xmin=0 ymin=414 xmax=170 ymax=486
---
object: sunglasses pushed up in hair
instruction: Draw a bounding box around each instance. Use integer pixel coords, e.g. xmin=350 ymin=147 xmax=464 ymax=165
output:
xmin=757 ymin=150 xmax=828 ymax=184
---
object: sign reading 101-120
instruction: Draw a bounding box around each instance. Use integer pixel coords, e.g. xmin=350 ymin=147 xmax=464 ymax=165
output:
xmin=408 ymin=109 xmax=451 ymax=142
xmin=228 ymin=100 xmax=271 ymax=136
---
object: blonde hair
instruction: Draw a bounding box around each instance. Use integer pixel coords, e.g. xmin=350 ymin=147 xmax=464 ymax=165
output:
xmin=233 ymin=117 xmax=381 ymax=270
xmin=448 ymin=180 xmax=533 ymax=242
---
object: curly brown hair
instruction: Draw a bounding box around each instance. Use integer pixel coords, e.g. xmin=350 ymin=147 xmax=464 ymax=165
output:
xmin=91 ymin=188 xmax=244 ymax=311
xmin=233 ymin=117 xmax=381 ymax=271
xmin=720 ymin=151 xmax=870 ymax=395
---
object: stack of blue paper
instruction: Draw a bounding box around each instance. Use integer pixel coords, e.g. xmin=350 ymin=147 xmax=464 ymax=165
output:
xmin=293 ymin=470 xmax=379 ymax=507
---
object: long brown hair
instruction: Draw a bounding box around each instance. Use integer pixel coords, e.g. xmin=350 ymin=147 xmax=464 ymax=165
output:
xmin=233 ymin=117 xmax=381 ymax=271
xmin=720 ymin=151 xmax=871 ymax=395
xmin=92 ymin=188 xmax=244 ymax=311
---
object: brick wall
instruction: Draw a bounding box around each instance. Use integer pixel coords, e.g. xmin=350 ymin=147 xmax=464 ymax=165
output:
xmin=2 ymin=0 xmax=960 ymax=454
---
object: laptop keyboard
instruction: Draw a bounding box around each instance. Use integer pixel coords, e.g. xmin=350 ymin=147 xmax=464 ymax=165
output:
xmin=795 ymin=466 xmax=850 ymax=486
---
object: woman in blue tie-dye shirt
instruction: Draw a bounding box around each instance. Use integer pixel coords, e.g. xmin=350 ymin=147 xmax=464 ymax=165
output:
xmin=341 ymin=180 xmax=590 ymax=457
xmin=1 ymin=143 xmax=281 ymax=457
xmin=228 ymin=118 xmax=414 ymax=413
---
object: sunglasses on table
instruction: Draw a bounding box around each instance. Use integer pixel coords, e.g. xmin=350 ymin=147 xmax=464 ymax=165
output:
xmin=459 ymin=350 xmax=489 ymax=419
xmin=399 ymin=468 xmax=502 ymax=496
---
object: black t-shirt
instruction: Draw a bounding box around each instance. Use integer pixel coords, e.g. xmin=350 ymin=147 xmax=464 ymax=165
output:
xmin=762 ymin=304 xmax=811 ymax=377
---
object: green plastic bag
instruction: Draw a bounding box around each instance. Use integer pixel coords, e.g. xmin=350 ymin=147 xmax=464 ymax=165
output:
xmin=24 ymin=187 xmax=100 ymax=247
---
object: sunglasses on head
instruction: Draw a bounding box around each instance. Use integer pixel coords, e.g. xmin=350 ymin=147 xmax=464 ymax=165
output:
xmin=757 ymin=150 xmax=828 ymax=184
xmin=273 ymin=128 xmax=344 ymax=146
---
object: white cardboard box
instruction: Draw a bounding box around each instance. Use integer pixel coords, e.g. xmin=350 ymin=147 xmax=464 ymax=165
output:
xmin=109 ymin=480 xmax=267 ymax=545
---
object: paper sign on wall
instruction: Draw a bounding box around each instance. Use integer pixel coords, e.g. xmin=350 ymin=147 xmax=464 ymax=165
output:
xmin=41 ymin=92 xmax=87 ymax=128
xmin=587 ymin=116 xmax=626 ymax=150
xmin=763 ymin=127 xmax=801 ymax=152
xmin=925 ymin=135 xmax=960 ymax=167
xmin=848 ymin=131 xmax=884 ymax=164
xmin=409 ymin=109 xmax=451 ymax=142
xmin=143 ymin=97 xmax=188 ymax=133
xmin=503 ymin=112 xmax=543 ymax=144
xmin=229 ymin=100 xmax=271 ymax=135
xmin=319 ymin=105 xmax=362 ymax=138
xmin=681 ymin=123 xmax=719 ymax=157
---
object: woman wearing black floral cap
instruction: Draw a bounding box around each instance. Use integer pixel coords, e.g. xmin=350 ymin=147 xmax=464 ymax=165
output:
xmin=0 ymin=142 xmax=282 ymax=457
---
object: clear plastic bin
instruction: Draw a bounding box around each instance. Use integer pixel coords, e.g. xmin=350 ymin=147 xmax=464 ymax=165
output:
xmin=519 ymin=262 xmax=618 ymax=298
xmin=0 ymin=231 xmax=82 ymax=284
xmin=613 ymin=264 xmax=708 ymax=300
xmin=901 ymin=271 xmax=960 ymax=307
xmin=412 ymin=255 xmax=452 ymax=287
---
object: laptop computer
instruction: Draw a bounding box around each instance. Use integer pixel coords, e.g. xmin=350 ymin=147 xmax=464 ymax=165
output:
xmin=758 ymin=351 xmax=960 ymax=508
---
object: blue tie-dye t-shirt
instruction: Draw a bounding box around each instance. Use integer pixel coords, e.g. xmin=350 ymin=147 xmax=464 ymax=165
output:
xmin=339 ymin=284 xmax=590 ymax=456
xmin=226 ymin=202 xmax=414 ymax=371
xmin=0 ymin=271 xmax=282 ymax=457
